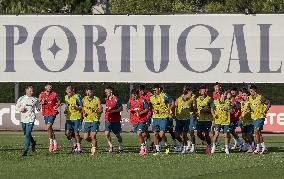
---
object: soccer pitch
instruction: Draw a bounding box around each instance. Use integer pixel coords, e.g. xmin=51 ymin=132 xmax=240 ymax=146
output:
xmin=0 ymin=132 xmax=283 ymax=179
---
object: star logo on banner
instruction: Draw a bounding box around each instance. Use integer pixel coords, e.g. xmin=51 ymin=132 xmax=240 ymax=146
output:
xmin=48 ymin=39 xmax=62 ymax=59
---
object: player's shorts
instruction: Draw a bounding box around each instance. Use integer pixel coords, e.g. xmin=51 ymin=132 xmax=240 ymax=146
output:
xmin=242 ymin=124 xmax=254 ymax=134
xmin=83 ymin=121 xmax=100 ymax=133
xmin=253 ymin=118 xmax=265 ymax=131
xmin=152 ymin=118 xmax=168 ymax=132
xmin=44 ymin=116 xmax=56 ymax=125
xmin=65 ymin=119 xmax=82 ymax=132
xmin=105 ymin=122 xmax=121 ymax=134
xmin=175 ymin=119 xmax=190 ymax=132
xmin=166 ymin=118 xmax=174 ymax=131
xmin=229 ymin=120 xmax=240 ymax=131
xmin=214 ymin=124 xmax=230 ymax=133
xmin=133 ymin=122 xmax=146 ymax=133
xmin=196 ymin=121 xmax=212 ymax=132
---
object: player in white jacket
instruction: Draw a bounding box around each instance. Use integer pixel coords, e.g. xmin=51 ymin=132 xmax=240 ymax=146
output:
xmin=16 ymin=86 xmax=40 ymax=156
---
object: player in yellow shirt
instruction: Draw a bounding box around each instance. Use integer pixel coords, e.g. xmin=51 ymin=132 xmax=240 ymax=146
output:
xmin=249 ymin=85 xmax=270 ymax=154
xmin=211 ymin=90 xmax=232 ymax=154
xmin=174 ymin=85 xmax=197 ymax=154
xmin=240 ymin=88 xmax=254 ymax=153
xmin=64 ymin=86 xmax=83 ymax=154
xmin=150 ymin=84 xmax=174 ymax=155
xmin=82 ymin=87 xmax=103 ymax=155
xmin=196 ymin=85 xmax=214 ymax=154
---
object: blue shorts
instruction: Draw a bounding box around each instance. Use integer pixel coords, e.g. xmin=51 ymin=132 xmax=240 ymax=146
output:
xmin=196 ymin=121 xmax=212 ymax=133
xmin=166 ymin=118 xmax=174 ymax=131
xmin=253 ymin=118 xmax=265 ymax=131
xmin=65 ymin=119 xmax=82 ymax=132
xmin=105 ymin=122 xmax=121 ymax=134
xmin=44 ymin=116 xmax=56 ymax=125
xmin=83 ymin=121 xmax=100 ymax=133
xmin=152 ymin=118 xmax=168 ymax=132
xmin=133 ymin=122 xmax=146 ymax=133
xmin=215 ymin=124 xmax=230 ymax=133
xmin=229 ymin=120 xmax=240 ymax=131
xmin=175 ymin=119 xmax=190 ymax=132
xmin=242 ymin=124 xmax=254 ymax=134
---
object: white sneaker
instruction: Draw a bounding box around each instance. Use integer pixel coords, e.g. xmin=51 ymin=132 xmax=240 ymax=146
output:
xmin=153 ymin=151 xmax=160 ymax=156
xmin=253 ymin=149 xmax=260 ymax=154
xmin=211 ymin=145 xmax=216 ymax=154
xmin=260 ymin=147 xmax=268 ymax=154
xmin=247 ymin=145 xmax=254 ymax=153
xmin=174 ymin=146 xmax=182 ymax=152
xmin=189 ymin=146 xmax=195 ymax=153
xmin=181 ymin=148 xmax=187 ymax=154
xmin=225 ymin=148 xmax=230 ymax=154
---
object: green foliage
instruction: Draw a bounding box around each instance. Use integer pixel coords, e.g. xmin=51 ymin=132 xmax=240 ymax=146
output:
xmin=0 ymin=0 xmax=93 ymax=14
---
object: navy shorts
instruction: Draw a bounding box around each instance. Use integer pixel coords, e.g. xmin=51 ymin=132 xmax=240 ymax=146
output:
xmin=65 ymin=119 xmax=82 ymax=132
xmin=44 ymin=116 xmax=56 ymax=125
xmin=152 ymin=118 xmax=168 ymax=132
xmin=83 ymin=121 xmax=100 ymax=133
xmin=105 ymin=122 xmax=121 ymax=134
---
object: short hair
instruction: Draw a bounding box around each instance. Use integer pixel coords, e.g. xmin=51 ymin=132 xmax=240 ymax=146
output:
xmin=85 ymin=86 xmax=93 ymax=91
xmin=131 ymin=88 xmax=139 ymax=95
xmin=105 ymin=86 xmax=113 ymax=91
xmin=25 ymin=86 xmax=33 ymax=90
xmin=153 ymin=84 xmax=160 ymax=89
xmin=242 ymin=88 xmax=249 ymax=94
xmin=139 ymin=84 xmax=146 ymax=91
xmin=66 ymin=85 xmax=73 ymax=91
xmin=250 ymin=84 xmax=257 ymax=91
xmin=183 ymin=85 xmax=192 ymax=94
xmin=45 ymin=82 xmax=52 ymax=86
xmin=200 ymin=85 xmax=207 ymax=90
xmin=214 ymin=82 xmax=220 ymax=86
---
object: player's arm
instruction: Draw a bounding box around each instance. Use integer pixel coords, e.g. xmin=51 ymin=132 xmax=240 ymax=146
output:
xmin=126 ymin=101 xmax=131 ymax=113
xmin=234 ymin=102 xmax=240 ymax=117
xmin=35 ymin=99 xmax=41 ymax=112
xmin=204 ymin=98 xmax=213 ymax=113
xmin=54 ymin=95 xmax=61 ymax=109
xmin=165 ymin=95 xmax=174 ymax=113
xmin=16 ymin=97 xmax=25 ymax=112
xmin=211 ymin=102 xmax=216 ymax=119
xmin=109 ymin=98 xmax=123 ymax=113
xmin=74 ymin=97 xmax=83 ymax=110
xmin=261 ymin=95 xmax=271 ymax=112
xmin=96 ymin=98 xmax=103 ymax=114
xmin=138 ymin=100 xmax=149 ymax=116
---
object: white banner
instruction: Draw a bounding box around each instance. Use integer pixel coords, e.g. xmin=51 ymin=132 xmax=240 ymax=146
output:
xmin=0 ymin=14 xmax=283 ymax=82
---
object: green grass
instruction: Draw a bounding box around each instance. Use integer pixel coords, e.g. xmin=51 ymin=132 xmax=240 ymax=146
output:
xmin=0 ymin=132 xmax=283 ymax=179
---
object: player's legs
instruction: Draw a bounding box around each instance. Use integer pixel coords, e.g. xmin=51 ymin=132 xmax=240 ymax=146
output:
xmin=112 ymin=122 xmax=123 ymax=152
xmin=175 ymin=119 xmax=184 ymax=151
xmin=105 ymin=122 xmax=113 ymax=152
xmin=211 ymin=125 xmax=220 ymax=154
xmin=22 ymin=122 xmax=35 ymax=156
xmin=253 ymin=118 xmax=266 ymax=154
xmin=230 ymin=121 xmax=242 ymax=149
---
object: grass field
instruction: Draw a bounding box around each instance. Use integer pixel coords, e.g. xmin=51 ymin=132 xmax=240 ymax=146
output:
xmin=0 ymin=132 xmax=283 ymax=179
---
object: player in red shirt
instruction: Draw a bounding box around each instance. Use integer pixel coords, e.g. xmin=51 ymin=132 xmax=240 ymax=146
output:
xmin=39 ymin=83 xmax=61 ymax=152
xmin=212 ymin=82 xmax=221 ymax=100
xmin=228 ymin=88 xmax=243 ymax=150
xmin=104 ymin=86 xmax=124 ymax=153
xmin=138 ymin=85 xmax=153 ymax=148
xmin=127 ymin=89 xmax=149 ymax=156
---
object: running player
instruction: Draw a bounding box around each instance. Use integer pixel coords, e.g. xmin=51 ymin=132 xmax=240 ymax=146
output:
xmin=211 ymin=82 xmax=221 ymax=146
xmin=249 ymin=85 xmax=270 ymax=154
xmin=38 ymin=83 xmax=61 ymax=153
xmin=104 ymin=86 xmax=124 ymax=153
xmin=138 ymin=85 xmax=153 ymax=148
xmin=228 ymin=88 xmax=243 ymax=150
xmin=196 ymin=85 xmax=214 ymax=154
xmin=82 ymin=87 xmax=103 ymax=155
xmin=211 ymin=90 xmax=231 ymax=154
xmin=127 ymin=89 xmax=149 ymax=156
xmin=175 ymin=85 xmax=196 ymax=154
xmin=240 ymin=88 xmax=254 ymax=153
xmin=150 ymin=84 xmax=174 ymax=155
xmin=64 ymin=86 xmax=83 ymax=154
xmin=16 ymin=86 xmax=40 ymax=156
